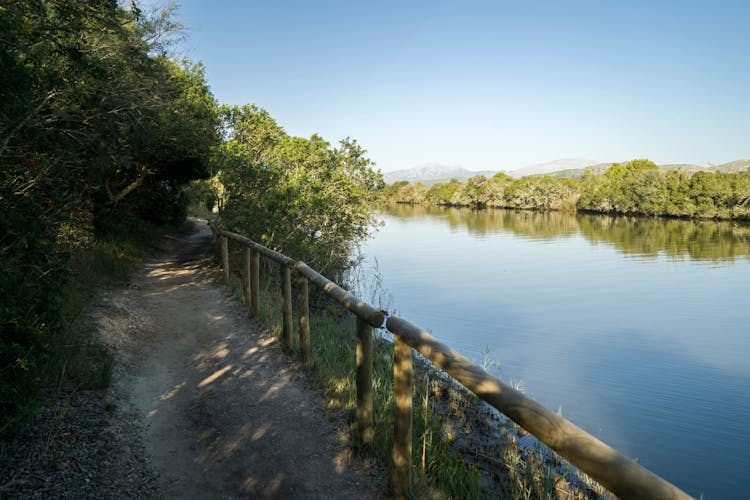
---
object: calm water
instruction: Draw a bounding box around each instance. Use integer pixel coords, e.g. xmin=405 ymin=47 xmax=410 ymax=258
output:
xmin=359 ymin=205 xmax=750 ymax=499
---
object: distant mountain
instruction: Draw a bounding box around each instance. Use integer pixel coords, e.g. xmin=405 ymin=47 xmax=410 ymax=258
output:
xmin=549 ymin=162 xmax=707 ymax=179
xmin=658 ymin=163 xmax=706 ymax=174
xmin=383 ymin=163 xmax=496 ymax=185
xmin=711 ymin=159 xmax=750 ymax=173
xmin=548 ymin=160 xmax=750 ymax=179
xmin=540 ymin=159 xmax=750 ymax=179
xmin=546 ymin=163 xmax=615 ymax=179
xmin=506 ymin=158 xmax=599 ymax=178
xmin=384 ymin=158 xmax=750 ymax=184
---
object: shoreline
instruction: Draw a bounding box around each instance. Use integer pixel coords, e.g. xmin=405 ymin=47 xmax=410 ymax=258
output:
xmin=390 ymin=200 xmax=750 ymax=224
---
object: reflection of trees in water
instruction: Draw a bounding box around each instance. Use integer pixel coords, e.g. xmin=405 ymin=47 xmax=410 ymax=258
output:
xmin=386 ymin=204 xmax=579 ymax=238
xmin=446 ymin=209 xmax=580 ymax=240
xmin=383 ymin=205 xmax=750 ymax=261
xmin=385 ymin=203 xmax=444 ymax=220
xmin=577 ymin=215 xmax=750 ymax=261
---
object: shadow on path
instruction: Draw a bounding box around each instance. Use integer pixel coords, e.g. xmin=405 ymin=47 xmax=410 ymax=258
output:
xmin=121 ymin=219 xmax=382 ymax=499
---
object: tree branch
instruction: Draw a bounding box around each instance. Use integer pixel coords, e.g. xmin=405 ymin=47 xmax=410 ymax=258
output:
xmin=106 ymin=171 xmax=149 ymax=206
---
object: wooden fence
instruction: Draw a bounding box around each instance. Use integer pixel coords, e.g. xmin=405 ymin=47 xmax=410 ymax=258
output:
xmin=217 ymin=228 xmax=692 ymax=500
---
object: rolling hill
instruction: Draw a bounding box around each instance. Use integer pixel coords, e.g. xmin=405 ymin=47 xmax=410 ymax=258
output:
xmin=711 ymin=159 xmax=750 ymax=173
xmin=505 ymin=158 xmax=599 ymax=178
xmin=383 ymin=159 xmax=750 ymax=184
xmin=382 ymin=163 xmax=496 ymax=185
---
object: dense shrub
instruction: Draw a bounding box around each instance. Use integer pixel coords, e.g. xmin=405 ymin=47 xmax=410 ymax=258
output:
xmin=1 ymin=1 xmax=219 ymax=431
xmin=212 ymin=105 xmax=383 ymax=279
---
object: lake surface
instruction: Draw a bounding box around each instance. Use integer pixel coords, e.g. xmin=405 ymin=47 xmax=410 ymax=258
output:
xmin=358 ymin=205 xmax=750 ymax=499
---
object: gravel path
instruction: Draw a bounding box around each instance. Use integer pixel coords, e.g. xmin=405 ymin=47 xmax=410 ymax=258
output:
xmin=1 ymin=219 xmax=384 ymax=499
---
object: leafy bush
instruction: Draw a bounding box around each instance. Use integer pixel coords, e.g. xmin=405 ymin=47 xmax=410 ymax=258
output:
xmin=426 ymin=179 xmax=462 ymax=205
xmin=213 ymin=105 xmax=383 ymax=279
xmin=1 ymin=1 xmax=219 ymax=431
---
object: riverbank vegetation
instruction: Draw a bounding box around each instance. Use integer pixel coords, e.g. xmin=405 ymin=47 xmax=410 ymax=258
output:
xmin=1 ymin=1 xmax=219 ymax=431
xmin=384 ymin=159 xmax=750 ymax=220
xmin=202 ymin=105 xmax=384 ymax=280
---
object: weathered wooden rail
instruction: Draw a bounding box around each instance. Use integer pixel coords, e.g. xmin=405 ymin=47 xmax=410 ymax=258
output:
xmin=217 ymin=228 xmax=692 ymax=500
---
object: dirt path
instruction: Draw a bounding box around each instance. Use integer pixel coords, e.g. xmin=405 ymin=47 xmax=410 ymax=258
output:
xmin=106 ymin=219 xmax=383 ymax=499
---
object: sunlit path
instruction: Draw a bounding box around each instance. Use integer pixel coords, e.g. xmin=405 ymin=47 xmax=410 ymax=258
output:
xmin=115 ymin=219 xmax=383 ymax=499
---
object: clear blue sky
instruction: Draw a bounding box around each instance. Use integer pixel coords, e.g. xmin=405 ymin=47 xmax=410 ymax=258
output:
xmin=167 ymin=0 xmax=749 ymax=172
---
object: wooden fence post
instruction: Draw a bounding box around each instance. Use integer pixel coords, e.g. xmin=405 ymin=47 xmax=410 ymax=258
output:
xmin=243 ymin=246 xmax=251 ymax=305
xmin=356 ymin=317 xmax=374 ymax=447
xmin=280 ymin=264 xmax=293 ymax=349
xmin=221 ymin=235 xmax=229 ymax=282
xmin=250 ymin=248 xmax=259 ymax=318
xmin=392 ymin=335 xmax=413 ymax=499
xmin=296 ymin=275 xmax=311 ymax=362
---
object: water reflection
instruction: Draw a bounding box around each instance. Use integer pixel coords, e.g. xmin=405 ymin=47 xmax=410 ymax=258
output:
xmin=383 ymin=204 xmax=750 ymax=261
xmin=366 ymin=205 xmax=750 ymax=499
xmin=578 ymin=215 xmax=750 ymax=261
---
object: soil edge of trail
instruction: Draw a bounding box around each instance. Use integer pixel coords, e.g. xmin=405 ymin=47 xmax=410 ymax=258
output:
xmin=112 ymin=218 xmax=385 ymax=499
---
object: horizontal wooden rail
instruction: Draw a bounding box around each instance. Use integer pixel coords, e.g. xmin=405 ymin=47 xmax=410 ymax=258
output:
xmin=294 ymin=262 xmax=384 ymax=328
xmin=220 ymin=230 xmax=384 ymax=327
xmin=386 ymin=315 xmax=692 ymax=500
xmin=221 ymin=230 xmax=296 ymax=267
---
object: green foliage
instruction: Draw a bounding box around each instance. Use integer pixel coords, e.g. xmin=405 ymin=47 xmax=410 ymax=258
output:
xmin=384 ymin=159 xmax=750 ymax=220
xmin=588 ymin=159 xmax=664 ymax=214
xmin=578 ymin=158 xmax=750 ymax=219
xmin=688 ymin=170 xmax=750 ymax=218
xmin=1 ymin=1 xmax=220 ymax=431
xmin=502 ymin=175 xmax=579 ymax=211
xmin=426 ymin=179 xmax=462 ymax=205
xmin=384 ymin=180 xmax=429 ymax=205
xmin=412 ymin=384 xmax=486 ymax=499
xmin=385 ymin=174 xmax=578 ymax=211
xmin=662 ymin=170 xmax=696 ymax=216
xmin=451 ymin=175 xmax=492 ymax=208
xmin=213 ymin=105 xmax=383 ymax=278
xmin=184 ymin=179 xmax=218 ymax=215
xmin=485 ymin=173 xmax=515 ymax=207
xmin=382 ymin=180 xmax=410 ymax=200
